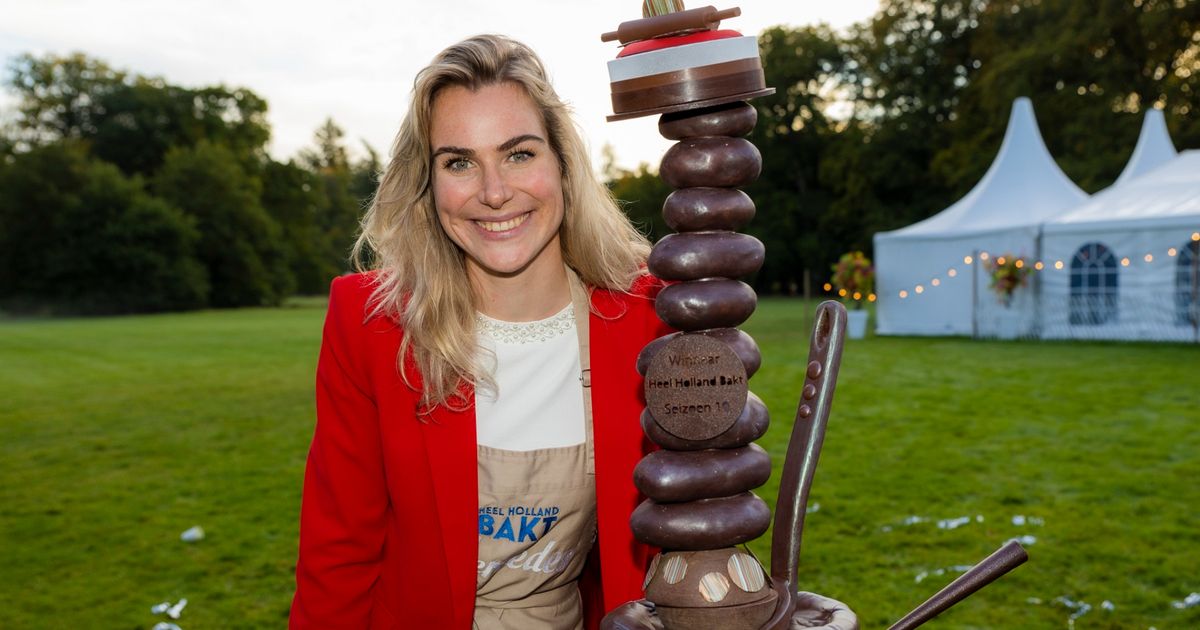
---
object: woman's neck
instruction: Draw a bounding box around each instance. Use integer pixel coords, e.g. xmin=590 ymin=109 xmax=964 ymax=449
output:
xmin=469 ymin=257 xmax=572 ymax=323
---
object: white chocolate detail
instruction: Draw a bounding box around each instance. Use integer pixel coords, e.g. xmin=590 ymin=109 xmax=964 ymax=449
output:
xmin=607 ymin=36 xmax=759 ymax=82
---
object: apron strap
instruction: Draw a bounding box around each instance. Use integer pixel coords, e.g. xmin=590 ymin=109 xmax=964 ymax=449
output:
xmin=566 ymin=266 xmax=595 ymax=476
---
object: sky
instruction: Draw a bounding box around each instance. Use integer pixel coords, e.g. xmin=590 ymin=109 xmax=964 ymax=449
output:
xmin=0 ymin=0 xmax=880 ymax=171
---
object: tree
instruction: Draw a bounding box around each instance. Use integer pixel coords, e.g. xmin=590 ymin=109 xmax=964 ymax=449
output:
xmin=5 ymin=53 xmax=127 ymax=144
xmin=0 ymin=142 xmax=207 ymax=313
xmin=607 ymin=162 xmax=672 ymax=244
xmin=260 ymin=159 xmax=339 ymax=294
xmin=297 ymin=118 xmax=376 ymax=276
xmin=943 ymin=0 xmax=1200 ymax=192
xmin=6 ymin=52 xmax=270 ymax=176
xmin=745 ymin=24 xmax=847 ymax=292
xmin=153 ymin=142 xmax=292 ymax=307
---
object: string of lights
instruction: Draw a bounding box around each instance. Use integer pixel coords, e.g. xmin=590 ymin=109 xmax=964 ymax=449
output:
xmin=827 ymin=231 xmax=1200 ymax=301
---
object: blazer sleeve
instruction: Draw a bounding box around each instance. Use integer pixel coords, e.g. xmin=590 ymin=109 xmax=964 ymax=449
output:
xmin=291 ymin=276 xmax=390 ymax=627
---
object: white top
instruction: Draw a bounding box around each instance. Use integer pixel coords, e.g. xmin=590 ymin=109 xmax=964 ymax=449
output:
xmin=474 ymin=304 xmax=586 ymax=451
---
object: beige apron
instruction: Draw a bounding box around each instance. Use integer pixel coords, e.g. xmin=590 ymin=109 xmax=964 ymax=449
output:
xmin=473 ymin=270 xmax=596 ymax=630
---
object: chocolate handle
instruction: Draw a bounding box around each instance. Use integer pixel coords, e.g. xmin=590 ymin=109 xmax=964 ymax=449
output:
xmin=770 ymin=301 xmax=847 ymax=590
xmin=887 ymin=541 xmax=1029 ymax=630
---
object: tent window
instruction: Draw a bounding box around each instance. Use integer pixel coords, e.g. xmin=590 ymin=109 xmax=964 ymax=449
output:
xmin=1069 ymin=242 xmax=1118 ymax=325
xmin=1177 ymin=241 xmax=1200 ymax=326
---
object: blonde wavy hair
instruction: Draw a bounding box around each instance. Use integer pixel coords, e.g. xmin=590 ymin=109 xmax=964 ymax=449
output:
xmin=353 ymin=34 xmax=651 ymax=411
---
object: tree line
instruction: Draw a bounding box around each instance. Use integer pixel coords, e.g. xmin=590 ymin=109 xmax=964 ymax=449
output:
xmin=0 ymin=53 xmax=377 ymax=313
xmin=610 ymin=0 xmax=1200 ymax=293
xmin=2 ymin=0 xmax=1197 ymax=313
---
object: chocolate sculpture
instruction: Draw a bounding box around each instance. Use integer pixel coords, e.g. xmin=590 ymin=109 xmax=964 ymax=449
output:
xmin=600 ymin=3 xmax=1029 ymax=630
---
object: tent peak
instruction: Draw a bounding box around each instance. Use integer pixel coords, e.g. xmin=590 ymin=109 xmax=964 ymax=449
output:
xmin=1112 ymin=107 xmax=1177 ymax=188
xmin=878 ymin=96 xmax=1086 ymax=240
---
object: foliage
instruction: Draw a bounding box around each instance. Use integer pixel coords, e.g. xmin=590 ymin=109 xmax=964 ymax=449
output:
xmin=2 ymin=300 xmax=1198 ymax=628
xmin=947 ymin=0 xmax=1200 ymax=193
xmin=745 ymin=25 xmax=846 ymax=293
xmin=0 ymin=53 xmax=382 ymax=309
xmin=830 ymin=251 xmax=875 ymax=309
xmin=153 ymin=142 xmax=293 ymax=307
xmin=6 ymin=52 xmax=270 ymax=174
xmin=0 ymin=142 xmax=207 ymax=313
xmin=297 ymin=118 xmax=376 ymax=281
xmin=606 ymin=160 xmax=672 ymax=242
xmin=260 ymin=159 xmax=341 ymax=295
xmin=984 ymin=253 xmax=1033 ymax=306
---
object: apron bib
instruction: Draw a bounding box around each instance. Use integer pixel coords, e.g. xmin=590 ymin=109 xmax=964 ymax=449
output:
xmin=473 ymin=270 xmax=596 ymax=630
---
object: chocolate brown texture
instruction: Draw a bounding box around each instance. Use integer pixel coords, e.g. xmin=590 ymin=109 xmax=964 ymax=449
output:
xmin=638 ymin=327 xmax=761 ymax=379
xmin=640 ymin=392 xmax=769 ymax=451
xmin=629 ymin=79 xmax=777 ymax=626
xmin=663 ymin=187 xmax=756 ymax=232
xmin=660 ymin=136 xmax=762 ymax=189
xmin=601 ymin=5 xmax=740 ymax=44
xmin=630 ymin=492 xmax=771 ymax=550
xmin=648 ymin=232 xmax=765 ymax=280
xmin=655 ymin=279 xmax=757 ymax=330
xmin=633 ymin=444 xmax=771 ymax=503
xmin=659 ymin=100 xmax=757 ymax=139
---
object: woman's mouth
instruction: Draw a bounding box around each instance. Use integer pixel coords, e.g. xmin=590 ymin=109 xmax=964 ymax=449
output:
xmin=476 ymin=212 xmax=530 ymax=233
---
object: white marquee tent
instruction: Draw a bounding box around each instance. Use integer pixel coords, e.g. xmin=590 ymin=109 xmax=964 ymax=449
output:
xmin=873 ymin=97 xmax=1087 ymax=337
xmin=1040 ymin=149 xmax=1200 ymax=342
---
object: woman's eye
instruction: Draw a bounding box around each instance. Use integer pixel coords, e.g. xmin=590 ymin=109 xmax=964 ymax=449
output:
xmin=443 ymin=157 xmax=471 ymax=172
xmin=508 ymin=149 xmax=535 ymax=163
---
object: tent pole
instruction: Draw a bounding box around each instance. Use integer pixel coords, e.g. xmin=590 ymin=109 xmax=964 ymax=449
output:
xmin=1033 ymin=228 xmax=1044 ymax=339
xmin=972 ymin=248 xmax=980 ymax=339
xmin=1191 ymin=244 xmax=1198 ymax=344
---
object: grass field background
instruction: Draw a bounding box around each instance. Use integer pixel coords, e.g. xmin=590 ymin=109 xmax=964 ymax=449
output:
xmin=1 ymin=297 xmax=1197 ymax=628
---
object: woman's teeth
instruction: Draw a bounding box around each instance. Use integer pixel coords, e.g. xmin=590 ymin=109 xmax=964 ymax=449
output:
xmin=477 ymin=213 xmax=529 ymax=232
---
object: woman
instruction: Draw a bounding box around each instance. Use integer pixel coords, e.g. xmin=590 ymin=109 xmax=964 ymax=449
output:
xmin=290 ymin=34 xmax=669 ymax=629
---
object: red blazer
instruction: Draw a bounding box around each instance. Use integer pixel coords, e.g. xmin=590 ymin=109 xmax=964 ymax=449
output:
xmin=291 ymin=272 xmax=669 ymax=629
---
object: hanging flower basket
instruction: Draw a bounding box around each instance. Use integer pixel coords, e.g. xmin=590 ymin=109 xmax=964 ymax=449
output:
xmin=985 ymin=254 xmax=1033 ymax=307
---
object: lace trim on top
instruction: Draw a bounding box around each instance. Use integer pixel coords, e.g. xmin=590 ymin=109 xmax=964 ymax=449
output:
xmin=476 ymin=303 xmax=574 ymax=344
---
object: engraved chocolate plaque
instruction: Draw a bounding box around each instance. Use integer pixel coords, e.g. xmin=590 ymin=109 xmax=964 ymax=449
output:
xmin=644 ymin=334 xmax=748 ymax=441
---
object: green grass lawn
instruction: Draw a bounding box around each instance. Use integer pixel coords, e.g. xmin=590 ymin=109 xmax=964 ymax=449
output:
xmin=1 ymin=297 xmax=1197 ymax=628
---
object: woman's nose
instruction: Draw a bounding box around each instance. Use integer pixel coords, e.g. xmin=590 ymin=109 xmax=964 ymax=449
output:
xmin=478 ymin=163 xmax=513 ymax=209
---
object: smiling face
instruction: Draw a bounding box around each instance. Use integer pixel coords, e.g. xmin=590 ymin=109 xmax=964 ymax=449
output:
xmin=429 ymin=82 xmax=566 ymax=288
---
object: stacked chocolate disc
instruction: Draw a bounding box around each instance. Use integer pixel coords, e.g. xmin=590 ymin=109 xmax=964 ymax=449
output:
xmin=631 ymin=101 xmax=776 ymax=630
xmin=601 ymin=5 xmax=779 ymax=628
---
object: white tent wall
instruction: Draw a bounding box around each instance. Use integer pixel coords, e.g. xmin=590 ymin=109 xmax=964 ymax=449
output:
xmin=875 ymin=226 xmax=1041 ymax=337
xmin=1040 ymin=226 xmax=1199 ymax=342
xmin=1038 ymin=151 xmax=1200 ymax=343
xmin=873 ymin=97 xmax=1086 ymax=337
